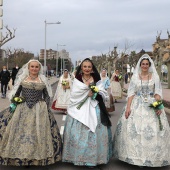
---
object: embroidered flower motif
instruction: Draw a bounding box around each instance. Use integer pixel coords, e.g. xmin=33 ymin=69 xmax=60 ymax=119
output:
xmin=125 ymin=158 xmax=134 ymax=165
xmin=116 ymin=121 xmax=122 ymax=136
xmin=161 ymin=160 xmax=169 ymax=166
xmin=143 ymin=125 xmax=154 ymax=140
xmin=143 ymin=160 xmax=153 ymax=167
xmin=130 ymin=124 xmax=137 ymax=139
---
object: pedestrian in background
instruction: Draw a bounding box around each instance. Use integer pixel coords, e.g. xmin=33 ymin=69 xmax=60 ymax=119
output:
xmin=110 ymin=69 xmax=122 ymax=102
xmin=124 ymin=72 xmax=128 ymax=84
xmin=100 ymin=68 xmax=115 ymax=112
xmin=0 ymin=66 xmax=10 ymax=98
xmin=52 ymin=69 xmax=72 ymax=114
xmin=62 ymin=58 xmax=112 ymax=168
xmin=11 ymin=65 xmax=20 ymax=85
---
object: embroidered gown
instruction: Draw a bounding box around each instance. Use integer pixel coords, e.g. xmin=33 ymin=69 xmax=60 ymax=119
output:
xmin=101 ymin=77 xmax=115 ymax=112
xmin=52 ymin=77 xmax=71 ymax=111
xmin=0 ymin=79 xmax=62 ymax=166
xmin=62 ymin=76 xmax=112 ymax=166
xmin=113 ymin=77 xmax=170 ymax=167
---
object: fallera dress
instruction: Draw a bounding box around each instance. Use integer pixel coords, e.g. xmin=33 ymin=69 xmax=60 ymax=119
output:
xmin=0 ymin=79 xmax=62 ymax=166
xmin=52 ymin=77 xmax=71 ymax=112
xmin=110 ymin=74 xmax=122 ymax=99
xmin=101 ymin=77 xmax=115 ymax=112
xmin=113 ymin=77 xmax=170 ymax=167
xmin=62 ymin=77 xmax=112 ymax=166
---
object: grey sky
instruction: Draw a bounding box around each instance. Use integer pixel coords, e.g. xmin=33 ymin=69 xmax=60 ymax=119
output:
xmin=2 ymin=0 xmax=170 ymax=64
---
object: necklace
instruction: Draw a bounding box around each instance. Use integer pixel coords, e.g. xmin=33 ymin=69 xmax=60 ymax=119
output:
xmin=140 ymin=74 xmax=149 ymax=78
xmin=82 ymin=75 xmax=91 ymax=82
xmin=29 ymin=75 xmax=38 ymax=80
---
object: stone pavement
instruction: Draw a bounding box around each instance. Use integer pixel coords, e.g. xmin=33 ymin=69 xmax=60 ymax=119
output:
xmin=0 ymin=76 xmax=58 ymax=113
xmin=124 ymin=82 xmax=170 ymax=114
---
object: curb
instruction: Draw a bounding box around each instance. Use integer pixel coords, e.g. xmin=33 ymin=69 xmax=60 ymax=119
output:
xmin=123 ymin=92 xmax=170 ymax=115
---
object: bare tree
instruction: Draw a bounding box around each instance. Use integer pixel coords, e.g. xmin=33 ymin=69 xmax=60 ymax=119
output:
xmin=0 ymin=26 xmax=16 ymax=47
xmin=156 ymin=30 xmax=162 ymax=43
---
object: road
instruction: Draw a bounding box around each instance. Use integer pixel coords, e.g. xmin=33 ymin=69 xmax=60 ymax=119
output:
xmin=1 ymin=82 xmax=170 ymax=170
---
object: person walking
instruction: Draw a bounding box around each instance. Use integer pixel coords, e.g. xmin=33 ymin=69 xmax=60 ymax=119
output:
xmin=62 ymin=58 xmax=112 ymax=168
xmin=0 ymin=60 xmax=62 ymax=166
xmin=0 ymin=66 xmax=11 ymax=98
xmin=52 ymin=69 xmax=72 ymax=114
xmin=100 ymin=68 xmax=115 ymax=112
xmin=124 ymin=72 xmax=128 ymax=84
xmin=11 ymin=65 xmax=20 ymax=85
xmin=110 ymin=69 xmax=122 ymax=102
xmin=113 ymin=54 xmax=170 ymax=167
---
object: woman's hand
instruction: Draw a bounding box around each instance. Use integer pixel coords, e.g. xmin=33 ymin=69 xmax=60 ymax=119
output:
xmin=88 ymin=90 xmax=93 ymax=97
xmin=125 ymin=107 xmax=131 ymax=119
xmin=155 ymin=109 xmax=162 ymax=116
xmin=65 ymin=85 xmax=70 ymax=89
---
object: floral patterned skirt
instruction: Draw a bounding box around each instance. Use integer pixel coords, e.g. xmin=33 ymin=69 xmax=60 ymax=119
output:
xmin=62 ymin=105 xmax=112 ymax=166
xmin=113 ymin=97 xmax=170 ymax=167
xmin=0 ymin=101 xmax=62 ymax=166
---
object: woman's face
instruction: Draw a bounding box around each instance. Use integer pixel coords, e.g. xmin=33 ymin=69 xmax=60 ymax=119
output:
xmin=115 ymin=70 xmax=119 ymax=74
xmin=140 ymin=59 xmax=150 ymax=73
xmin=64 ymin=71 xmax=68 ymax=77
xmin=28 ymin=61 xmax=40 ymax=76
xmin=81 ymin=61 xmax=93 ymax=76
xmin=101 ymin=70 xmax=106 ymax=77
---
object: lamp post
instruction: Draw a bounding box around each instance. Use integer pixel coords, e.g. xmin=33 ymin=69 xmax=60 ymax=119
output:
xmin=56 ymin=44 xmax=66 ymax=76
xmin=44 ymin=20 xmax=61 ymax=75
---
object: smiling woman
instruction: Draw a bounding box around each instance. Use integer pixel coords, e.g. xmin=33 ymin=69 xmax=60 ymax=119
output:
xmin=113 ymin=54 xmax=170 ymax=167
xmin=0 ymin=59 xmax=62 ymax=167
xmin=62 ymin=58 xmax=112 ymax=167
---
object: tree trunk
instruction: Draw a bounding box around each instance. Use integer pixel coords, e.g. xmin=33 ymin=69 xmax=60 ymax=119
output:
xmin=167 ymin=62 xmax=170 ymax=89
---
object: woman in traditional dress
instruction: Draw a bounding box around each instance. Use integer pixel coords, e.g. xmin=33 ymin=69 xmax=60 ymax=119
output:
xmin=100 ymin=68 xmax=115 ymax=112
xmin=0 ymin=60 xmax=62 ymax=166
xmin=110 ymin=69 xmax=122 ymax=102
xmin=62 ymin=58 xmax=112 ymax=167
xmin=52 ymin=69 xmax=72 ymax=114
xmin=113 ymin=54 xmax=170 ymax=167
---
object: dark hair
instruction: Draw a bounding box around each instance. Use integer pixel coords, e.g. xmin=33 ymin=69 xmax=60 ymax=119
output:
xmin=75 ymin=58 xmax=101 ymax=81
xmin=75 ymin=58 xmax=111 ymax=127
xmin=140 ymin=58 xmax=151 ymax=67
xmin=64 ymin=69 xmax=68 ymax=72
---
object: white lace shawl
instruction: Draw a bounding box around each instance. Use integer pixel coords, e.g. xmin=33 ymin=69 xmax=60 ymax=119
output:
xmin=68 ymin=78 xmax=108 ymax=133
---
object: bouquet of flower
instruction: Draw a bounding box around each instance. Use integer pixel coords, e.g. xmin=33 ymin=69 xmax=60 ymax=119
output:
xmin=62 ymin=80 xmax=69 ymax=92
xmin=76 ymin=83 xmax=99 ymax=110
xmin=149 ymin=100 xmax=164 ymax=131
xmin=9 ymin=96 xmax=25 ymax=113
xmin=62 ymin=80 xmax=68 ymax=86
xmin=118 ymin=75 xmax=122 ymax=80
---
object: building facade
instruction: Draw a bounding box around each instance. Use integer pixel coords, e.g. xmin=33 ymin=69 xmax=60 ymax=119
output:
xmin=39 ymin=48 xmax=71 ymax=61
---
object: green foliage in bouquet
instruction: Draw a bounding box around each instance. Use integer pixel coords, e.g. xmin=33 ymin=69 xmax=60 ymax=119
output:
xmin=9 ymin=96 xmax=25 ymax=113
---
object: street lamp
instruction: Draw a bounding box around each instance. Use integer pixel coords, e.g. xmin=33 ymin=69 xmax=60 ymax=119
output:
xmin=56 ymin=44 xmax=66 ymax=76
xmin=44 ymin=20 xmax=61 ymax=75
